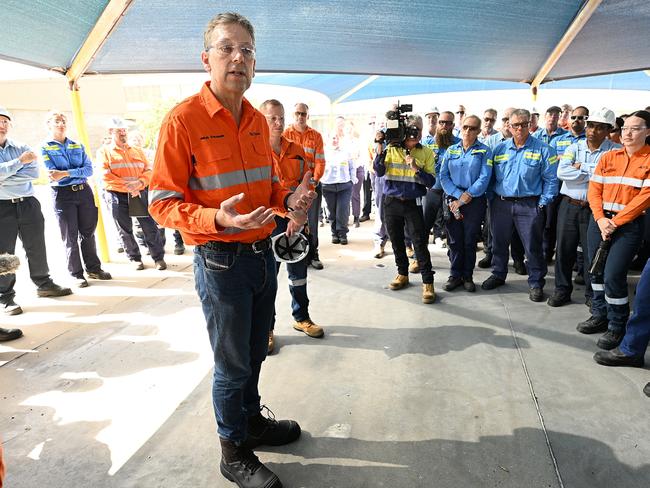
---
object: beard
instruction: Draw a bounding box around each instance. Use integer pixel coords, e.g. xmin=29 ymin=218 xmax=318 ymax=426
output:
xmin=435 ymin=129 xmax=455 ymax=149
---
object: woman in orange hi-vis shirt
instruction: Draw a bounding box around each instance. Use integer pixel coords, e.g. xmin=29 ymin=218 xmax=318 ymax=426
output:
xmin=581 ymin=110 xmax=650 ymax=351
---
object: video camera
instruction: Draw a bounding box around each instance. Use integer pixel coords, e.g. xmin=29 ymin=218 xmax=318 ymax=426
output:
xmin=383 ymin=102 xmax=416 ymax=146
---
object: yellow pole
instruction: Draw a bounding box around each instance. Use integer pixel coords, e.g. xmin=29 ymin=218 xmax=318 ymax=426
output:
xmin=69 ymin=80 xmax=110 ymax=263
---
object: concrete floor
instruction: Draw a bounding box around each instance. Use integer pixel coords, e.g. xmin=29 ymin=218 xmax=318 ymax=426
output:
xmin=1 ymin=190 xmax=649 ymax=487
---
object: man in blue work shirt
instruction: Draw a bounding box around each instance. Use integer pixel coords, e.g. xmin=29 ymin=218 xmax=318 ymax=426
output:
xmin=41 ymin=111 xmax=112 ymax=288
xmin=540 ymin=106 xmax=589 ymax=264
xmin=548 ymin=108 xmax=619 ymax=308
xmin=375 ymin=114 xmax=436 ymax=303
xmin=0 ymin=107 xmax=72 ymax=316
xmin=482 ymin=109 xmax=559 ymax=302
xmin=533 ymin=106 xmax=567 ymax=145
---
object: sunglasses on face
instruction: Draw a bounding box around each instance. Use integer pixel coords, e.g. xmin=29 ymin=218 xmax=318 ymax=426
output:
xmin=295 ymin=111 xmax=307 ymax=117
xmin=510 ymin=122 xmax=529 ymax=129
xmin=571 ymin=115 xmax=588 ymax=121
xmin=438 ymin=120 xmax=454 ymax=126
xmin=484 ymin=117 xmax=496 ymax=123
xmin=462 ymin=125 xmax=480 ymax=132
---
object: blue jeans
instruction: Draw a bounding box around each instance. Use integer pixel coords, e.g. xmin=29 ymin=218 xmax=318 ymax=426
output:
xmin=193 ymin=245 xmax=277 ymax=442
xmin=620 ymin=257 xmax=650 ymax=357
xmin=587 ymin=216 xmax=643 ymax=332
xmin=322 ymin=181 xmax=353 ymax=238
xmin=271 ymin=216 xmax=310 ymax=328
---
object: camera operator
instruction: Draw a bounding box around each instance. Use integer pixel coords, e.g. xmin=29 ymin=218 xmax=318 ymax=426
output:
xmin=374 ymin=113 xmax=436 ymax=303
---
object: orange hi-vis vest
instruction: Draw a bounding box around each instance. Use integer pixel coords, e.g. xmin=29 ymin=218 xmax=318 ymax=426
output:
xmin=283 ymin=125 xmax=325 ymax=182
xmin=588 ymin=145 xmax=650 ymax=227
xmin=96 ymin=143 xmax=151 ymax=193
xmin=148 ymin=82 xmax=291 ymax=245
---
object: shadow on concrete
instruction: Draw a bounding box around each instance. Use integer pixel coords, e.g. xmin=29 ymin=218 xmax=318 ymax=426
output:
xmin=275 ymin=325 xmax=527 ymax=359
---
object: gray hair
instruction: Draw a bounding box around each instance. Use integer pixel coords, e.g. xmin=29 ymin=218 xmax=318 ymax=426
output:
xmin=510 ymin=109 xmax=531 ymax=121
xmin=407 ymin=114 xmax=423 ymax=129
xmin=204 ymin=12 xmax=255 ymax=50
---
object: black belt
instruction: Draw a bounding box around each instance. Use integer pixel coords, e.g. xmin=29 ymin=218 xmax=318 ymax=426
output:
xmin=499 ymin=195 xmax=539 ymax=202
xmin=2 ymin=197 xmax=26 ymax=204
xmin=55 ymin=183 xmax=85 ymax=192
xmin=562 ymin=195 xmax=589 ymax=208
xmin=200 ymin=237 xmax=271 ymax=254
xmin=603 ymin=210 xmax=618 ymax=219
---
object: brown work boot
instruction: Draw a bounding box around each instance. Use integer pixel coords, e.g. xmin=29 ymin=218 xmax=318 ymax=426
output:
xmin=422 ymin=283 xmax=436 ymax=304
xmin=268 ymin=330 xmax=275 ymax=354
xmin=373 ymin=245 xmax=385 ymax=259
xmin=389 ymin=274 xmax=409 ymax=290
xmin=408 ymin=260 xmax=420 ymax=274
xmin=293 ymin=318 xmax=324 ymax=338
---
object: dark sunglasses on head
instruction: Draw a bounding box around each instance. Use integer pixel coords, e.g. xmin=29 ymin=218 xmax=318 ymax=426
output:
xmin=571 ymin=115 xmax=588 ymax=121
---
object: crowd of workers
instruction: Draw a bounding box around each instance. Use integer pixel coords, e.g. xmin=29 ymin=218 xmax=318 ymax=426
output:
xmin=1 ymin=11 xmax=649 ymax=488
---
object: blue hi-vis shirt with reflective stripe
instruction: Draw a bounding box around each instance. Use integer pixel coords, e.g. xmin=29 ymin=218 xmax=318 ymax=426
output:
xmin=491 ymin=135 xmax=559 ymax=206
xmin=551 ymin=131 xmax=585 ymax=157
xmin=41 ymin=138 xmax=93 ymax=186
xmin=440 ymin=141 xmax=493 ymax=199
xmin=532 ymin=126 xmax=567 ymax=145
xmin=422 ymin=135 xmax=460 ymax=190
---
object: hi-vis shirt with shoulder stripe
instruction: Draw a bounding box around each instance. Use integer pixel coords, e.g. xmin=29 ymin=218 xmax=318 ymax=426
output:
xmin=551 ymin=131 xmax=585 ymax=157
xmin=283 ymin=125 xmax=325 ymax=182
xmin=40 ymin=137 xmax=93 ymax=187
xmin=148 ymin=82 xmax=290 ymax=245
xmin=272 ymin=136 xmax=307 ymax=218
xmin=422 ymin=135 xmax=460 ymax=190
xmin=374 ymin=145 xmax=435 ymax=199
xmin=588 ymin=145 xmax=650 ymax=227
xmin=490 ymin=135 xmax=559 ymax=206
xmin=440 ymin=141 xmax=493 ymax=199
xmin=96 ymin=142 xmax=151 ymax=193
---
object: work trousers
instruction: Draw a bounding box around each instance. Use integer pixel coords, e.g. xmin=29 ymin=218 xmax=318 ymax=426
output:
xmin=362 ymin=171 xmax=373 ymax=217
xmin=619 ymin=257 xmax=650 ymax=357
xmin=490 ymin=196 xmax=547 ymax=288
xmin=384 ymin=196 xmax=434 ymax=283
xmin=372 ymin=173 xmax=388 ymax=246
xmin=351 ymin=166 xmax=365 ymax=218
xmin=0 ymin=197 xmax=53 ymax=303
xmin=554 ymin=196 xmax=592 ymax=298
xmin=446 ymin=196 xmax=486 ymax=279
xmin=483 ymin=202 xmax=525 ymax=264
xmin=307 ymin=182 xmax=322 ymax=260
xmin=271 ymin=216 xmax=310 ymax=329
xmin=423 ymin=188 xmax=445 ymax=240
xmin=543 ymin=197 xmax=560 ymax=259
xmin=588 ymin=216 xmax=644 ymax=333
xmin=51 ymin=184 xmax=102 ymax=278
xmin=193 ymin=245 xmax=276 ymax=442
xmin=322 ymin=181 xmax=353 ymax=238
xmin=105 ymin=190 xmax=165 ymax=262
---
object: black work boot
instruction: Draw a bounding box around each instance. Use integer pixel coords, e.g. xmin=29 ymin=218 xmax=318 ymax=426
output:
xmin=219 ymin=438 xmax=282 ymax=488
xmin=243 ymin=406 xmax=301 ymax=450
xmin=576 ymin=315 xmax=608 ymax=334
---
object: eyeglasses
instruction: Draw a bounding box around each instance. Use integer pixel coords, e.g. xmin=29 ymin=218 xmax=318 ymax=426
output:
xmin=295 ymin=111 xmax=307 ymax=117
xmin=456 ymin=111 xmax=465 ymax=115
xmin=510 ymin=122 xmax=530 ymax=129
xmin=621 ymin=126 xmax=648 ymax=133
xmin=0 ymin=119 xmax=9 ymax=126
xmin=501 ymin=117 xmax=510 ymax=122
xmin=484 ymin=117 xmax=496 ymax=123
xmin=438 ymin=120 xmax=454 ymax=126
xmin=462 ymin=125 xmax=480 ymax=131
xmin=206 ymin=43 xmax=256 ymax=59
xmin=570 ymin=115 xmax=588 ymax=121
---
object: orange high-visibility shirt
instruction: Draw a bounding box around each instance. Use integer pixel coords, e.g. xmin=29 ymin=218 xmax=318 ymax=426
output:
xmin=283 ymin=125 xmax=325 ymax=182
xmin=96 ymin=143 xmax=151 ymax=193
xmin=273 ymin=136 xmax=307 ymax=191
xmin=588 ymin=145 xmax=650 ymax=227
xmin=148 ymin=82 xmax=290 ymax=245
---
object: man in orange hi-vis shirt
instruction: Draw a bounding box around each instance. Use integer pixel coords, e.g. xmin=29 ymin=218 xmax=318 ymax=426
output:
xmin=579 ymin=110 xmax=650 ymax=352
xmin=148 ymin=12 xmax=314 ymax=488
xmin=284 ymin=103 xmax=326 ymax=269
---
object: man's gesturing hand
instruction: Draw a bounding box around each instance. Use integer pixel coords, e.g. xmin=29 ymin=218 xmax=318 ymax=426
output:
xmin=215 ymin=193 xmax=275 ymax=230
xmin=287 ymin=171 xmax=316 ymax=213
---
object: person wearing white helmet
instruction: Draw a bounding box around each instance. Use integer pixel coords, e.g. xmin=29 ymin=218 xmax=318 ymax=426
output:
xmin=548 ymin=107 xmax=621 ymax=308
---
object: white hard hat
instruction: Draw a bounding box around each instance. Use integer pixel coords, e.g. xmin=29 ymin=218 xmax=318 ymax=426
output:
xmin=271 ymin=232 xmax=310 ymax=263
xmin=0 ymin=107 xmax=12 ymax=120
xmin=530 ymin=107 xmax=540 ymax=115
xmin=425 ymin=106 xmax=440 ymax=115
xmin=588 ymin=107 xmax=616 ymax=127
xmin=107 ymin=117 xmax=128 ymax=129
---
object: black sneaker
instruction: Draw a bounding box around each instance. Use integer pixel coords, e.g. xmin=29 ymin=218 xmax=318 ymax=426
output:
xmin=513 ymin=260 xmax=527 ymax=275
xmin=359 ymin=214 xmax=370 ymax=222
xmin=593 ymin=347 xmax=644 ymax=368
xmin=37 ymin=282 xmax=73 ymax=298
xmin=529 ymin=287 xmax=544 ymax=302
xmin=547 ymin=292 xmax=571 ymax=307
xmin=87 ymin=269 xmax=112 ymax=280
xmin=339 ymin=236 xmax=348 ymax=245
xmin=443 ymin=276 xmax=463 ymax=291
xmin=310 ymin=257 xmax=324 ymax=270
xmin=576 ymin=315 xmax=608 ymax=334
xmin=0 ymin=327 xmax=23 ymax=342
xmin=219 ymin=439 xmax=282 ymax=488
xmin=481 ymin=275 xmax=505 ymax=290
xmin=463 ymin=278 xmax=476 ymax=292
xmin=331 ymin=236 xmax=340 ymax=244
xmin=597 ymin=330 xmax=625 ymax=350
xmin=173 ymin=244 xmax=186 ymax=255
xmin=243 ymin=406 xmax=301 ymax=450
xmin=477 ymin=255 xmax=492 ymax=269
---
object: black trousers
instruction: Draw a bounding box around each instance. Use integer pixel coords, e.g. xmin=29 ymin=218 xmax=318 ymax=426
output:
xmin=423 ymin=189 xmax=445 ymax=239
xmin=51 ymin=185 xmax=102 ymax=278
xmin=0 ymin=197 xmax=53 ymax=302
xmin=361 ymin=171 xmax=372 ymax=217
xmin=384 ymin=196 xmax=434 ymax=283
xmin=554 ymin=197 xmax=592 ymax=298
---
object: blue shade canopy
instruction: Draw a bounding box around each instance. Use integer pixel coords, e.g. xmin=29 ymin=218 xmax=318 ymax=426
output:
xmin=1 ymin=0 xmax=649 ymax=102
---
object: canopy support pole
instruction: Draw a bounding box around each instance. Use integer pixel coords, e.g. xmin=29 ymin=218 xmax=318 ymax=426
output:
xmin=332 ymin=75 xmax=380 ymax=105
xmin=529 ymin=0 xmax=602 ymax=95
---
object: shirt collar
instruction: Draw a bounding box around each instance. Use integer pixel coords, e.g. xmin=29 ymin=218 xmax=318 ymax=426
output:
xmin=1 ymin=138 xmax=19 ymax=150
xmin=506 ymin=134 xmax=533 ymax=150
xmin=199 ymin=81 xmax=254 ymax=120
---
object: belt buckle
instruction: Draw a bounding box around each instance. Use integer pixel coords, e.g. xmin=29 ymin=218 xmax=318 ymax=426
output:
xmin=251 ymin=239 xmax=265 ymax=254
xmin=71 ymin=184 xmax=83 ymax=191
xmin=10 ymin=197 xmax=23 ymax=203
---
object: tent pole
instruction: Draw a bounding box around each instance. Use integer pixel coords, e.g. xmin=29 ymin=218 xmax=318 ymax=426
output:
xmin=68 ymin=79 xmax=110 ymax=263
